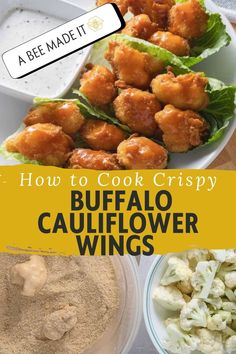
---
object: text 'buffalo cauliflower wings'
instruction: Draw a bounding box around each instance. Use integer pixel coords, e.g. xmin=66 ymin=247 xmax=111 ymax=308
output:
xmin=23 ymin=102 xmax=85 ymax=136
xmin=80 ymin=64 xmax=117 ymax=107
xmin=151 ymin=71 xmax=209 ymax=111
xmin=155 ymin=105 xmax=209 ymax=152
xmin=6 ymin=123 xmax=74 ymax=166
xmin=113 ymin=88 xmax=161 ymax=137
xmin=117 ymin=136 xmax=168 ymax=169
xmin=105 ymin=42 xmax=164 ymax=89
xmin=68 ymin=149 xmax=121 ymax=170
xmin=79 ymin=119 xmax=127 ymax=151
xmin=168 ymin=0 xmax=209 ymax=39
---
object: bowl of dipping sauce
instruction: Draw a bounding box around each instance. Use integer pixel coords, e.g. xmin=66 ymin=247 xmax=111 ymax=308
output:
xmin=0 ymin=0 xmax=91 ymax=101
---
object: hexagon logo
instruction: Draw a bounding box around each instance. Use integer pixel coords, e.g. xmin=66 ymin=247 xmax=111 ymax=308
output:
xmin=87 ymin=16 xmax=104 ymax=32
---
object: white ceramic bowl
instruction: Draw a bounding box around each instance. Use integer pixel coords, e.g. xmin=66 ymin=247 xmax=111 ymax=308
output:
xmin=0 ymin=0 xmax=91 ymax=101
xmin=0 ymin=0 xmax=235 ymax=168
xmin=143 ymin=254 xmax=201 ymax=354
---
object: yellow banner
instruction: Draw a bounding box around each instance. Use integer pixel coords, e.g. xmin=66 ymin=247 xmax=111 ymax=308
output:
xmin=0 ymin=166 xmax=234 ymax=256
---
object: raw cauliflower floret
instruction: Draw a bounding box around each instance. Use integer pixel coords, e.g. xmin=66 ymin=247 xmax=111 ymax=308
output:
xmin=210 ymin=250 xmax=227 ymax=263
xmin=209 ymin=278 xmax=225 ymax=298
xmin=185 ymin=249 xmax=209 ymax=269
xmin=217 ymin=310 xmax=232 ymax=323
xmin=191 ymin=260 xmax=219 ymax=299
xmin=180 ymin=299 xmax=208 ymax=331
xmin=153 ymin=285 xmax=186 ymax=311
xmin=204 ymin=297 xmax=223 ymax=310
xmin=161 ymin=257 xmax=192 ymax=286
xmin=222 ymin=302 xmax=236 ymax=314
xmin=196 ymin=328 xmax=224 ymax=354
xmin=225 ymin=272 xmax=236 ymax=289
xmin=225 ymin=250 xmax=236 ymax=264
xmin=176 ymin=279 xmax=193 ymax=295
xmin=207 ymin=314 xmax=227 ymax=331
xmin=210 ymin=250 xmax=236 ymax=263
xmin=225 ymin=288 xmax=236 ymax=302
xmin=210 ymin=249 xmax=236 ymax=263
xmin=218 ymin=263 xmax=236 ymax=280
xmin=164 ymin=322 xmax=200 ymax=354
xmin=225 ymin=335 xmax=236 ymax=353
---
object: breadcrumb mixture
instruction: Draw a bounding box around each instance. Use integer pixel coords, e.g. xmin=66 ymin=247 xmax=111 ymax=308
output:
xmin=0 ymin=255 xmax=119 ymax=354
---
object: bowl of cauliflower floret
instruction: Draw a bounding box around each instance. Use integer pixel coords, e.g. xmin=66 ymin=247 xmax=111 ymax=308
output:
xmin=144 ymin=250 xmax=236 ymax=354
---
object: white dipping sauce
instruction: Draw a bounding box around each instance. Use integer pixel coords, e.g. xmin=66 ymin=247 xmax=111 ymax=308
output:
xmin=0 ymin=8 xmax=85 ymax=98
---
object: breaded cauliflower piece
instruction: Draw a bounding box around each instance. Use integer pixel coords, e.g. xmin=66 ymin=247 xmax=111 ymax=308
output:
xmin=161 ymin=257 xmax=192 ymax=286
xmin=149 ymin=31 xmax=190 ymax=56
xmin=151 ymin=71 xmax=209 ymax=111
xmin=79 ymin=119 xmax=127 ymax=151
xmin=155 ymin=105 xmax=209 ymax=152
xmin=105 ymin=42 xmax=164 ymax=89
xmin=6 ymin=123 xmax=74 ymax=167
xmin=117 ymin=136 xmax=168 ymax=169
xmin=168 ymin=0 xmax=209 ymax=40
xmin=122 ymin=14 xmax=158 ymax=40
xmin=153 ymin=285 xmax=186 ymax=311
xmin=80 ymin=64 xmax=117 ymax=107
xmin=68 ymin=149 xmax=122 ymax=170
xmin=129 ymin=0 xmax=174 ymax=29
xmin=113 ymin=88 xmax=161 ymax=137
xmin=42 ymin=305 xmax=77 ymax=340
xmin=24 ymin=102 xmax=85 ymax=136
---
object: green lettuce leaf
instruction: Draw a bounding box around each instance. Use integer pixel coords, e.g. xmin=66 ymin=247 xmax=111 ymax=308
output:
xmin=72 ymin=90 xmax=131 ymax=133
xmin=90 ymin=33 xmax=190 ymax=74
xmin=201 ymin=80 xmax=236 ymax=144
xmin=182 ymin=14 xmax=231 ymax=67
xmin=174 ymin=0 xmax=230 ymax=66
xmin=34 ymin=94 xmax=131 ymax=133
xmin=90 ymin=0 xmax=230 ymax=69
xmin=0 ymin=146 xmax=41 ymax=165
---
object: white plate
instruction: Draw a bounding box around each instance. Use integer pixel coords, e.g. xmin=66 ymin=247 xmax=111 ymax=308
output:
xmin=0 ymin=0 xmax=235 ymax=168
